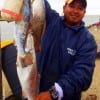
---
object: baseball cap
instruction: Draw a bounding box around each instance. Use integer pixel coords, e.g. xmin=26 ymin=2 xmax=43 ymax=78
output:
xmin=65 ymin=0 xmax=87 ymax=8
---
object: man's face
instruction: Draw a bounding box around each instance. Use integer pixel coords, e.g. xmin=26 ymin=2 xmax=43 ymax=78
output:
xmin=63 ymin=1 xmax=86 ymax=26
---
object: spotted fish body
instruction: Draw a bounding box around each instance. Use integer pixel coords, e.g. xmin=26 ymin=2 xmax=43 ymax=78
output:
xmin=17 ymin=34 xmax=40 ymax=100
xmin=14 ymin=0 xmax=45 ymax=100
xmin=30 ymin=0 xmax=46 ymax=52
xmin=15 ymin=0 xmax=30 ymax=57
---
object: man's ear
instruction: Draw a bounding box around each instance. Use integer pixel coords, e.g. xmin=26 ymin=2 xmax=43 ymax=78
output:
xmin=84 ymin=10 xmax=86 ymax=14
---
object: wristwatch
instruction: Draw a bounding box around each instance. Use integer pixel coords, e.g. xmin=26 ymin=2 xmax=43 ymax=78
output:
xmin=49 ymin=86 xmax=59 ymax=100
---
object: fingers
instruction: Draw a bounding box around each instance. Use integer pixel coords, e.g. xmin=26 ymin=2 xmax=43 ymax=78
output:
xmin=35 ymin=91 xmax=52 ymax=100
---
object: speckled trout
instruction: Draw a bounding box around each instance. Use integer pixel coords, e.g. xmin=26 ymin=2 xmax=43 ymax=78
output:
xmin=14 ymin=0 xmax=45 ymax=99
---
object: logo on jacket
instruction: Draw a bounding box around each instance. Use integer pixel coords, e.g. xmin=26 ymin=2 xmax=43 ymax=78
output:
xmin=67 ymin=48 xmax=76 ymax=56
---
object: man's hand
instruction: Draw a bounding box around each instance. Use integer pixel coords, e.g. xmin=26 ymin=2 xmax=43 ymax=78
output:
xmin=35 ymin=91 xmax=52 ymax=100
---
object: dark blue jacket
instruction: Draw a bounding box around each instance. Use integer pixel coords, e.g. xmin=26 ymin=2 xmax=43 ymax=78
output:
xmin=36 ymin=0 xmax=97 ymax=100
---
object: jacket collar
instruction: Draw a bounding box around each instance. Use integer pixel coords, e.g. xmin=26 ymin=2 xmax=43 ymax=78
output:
xmin=61 ymin=16 xmax=85 ymax=31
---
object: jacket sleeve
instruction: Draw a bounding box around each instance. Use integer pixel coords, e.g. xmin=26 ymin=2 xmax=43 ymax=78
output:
xmin=58 ymin=33 xmax=97 ymax=96
xmin=44 ymin=0 xmax=59 ymax=26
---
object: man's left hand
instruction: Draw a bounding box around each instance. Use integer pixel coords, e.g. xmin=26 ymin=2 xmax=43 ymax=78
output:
xmin=35 ymin=91 xmax=52 ymax=100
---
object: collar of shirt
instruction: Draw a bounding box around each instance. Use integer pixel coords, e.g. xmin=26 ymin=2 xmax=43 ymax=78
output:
xmin=61 ymin=16 xmax=85 ymax=31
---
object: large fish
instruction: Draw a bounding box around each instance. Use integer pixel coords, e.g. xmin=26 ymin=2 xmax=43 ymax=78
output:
xmin=14 ymin=0 xmax=45 ymax=100
xmin=30 ymin=0 xmax=46 ymax=52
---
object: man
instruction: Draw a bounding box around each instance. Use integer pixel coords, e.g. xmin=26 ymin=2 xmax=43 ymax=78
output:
xmin=1 ymin=41 xmax=27 ymax=100
xmin=36 ymin=0 xmax=97 ymax=100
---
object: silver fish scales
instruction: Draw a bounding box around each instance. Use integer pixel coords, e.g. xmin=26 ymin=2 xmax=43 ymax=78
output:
xmin=15 ymin=0 xmax=45 ymax=99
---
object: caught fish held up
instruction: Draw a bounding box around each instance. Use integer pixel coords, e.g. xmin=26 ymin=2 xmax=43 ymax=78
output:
xmin=0 ymin=0 xmax=45 ymax=99
xmin=14 ymin=0 xmax=46 ymax=100
xmin=30 ymin=0 xmax=46 ymax=52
